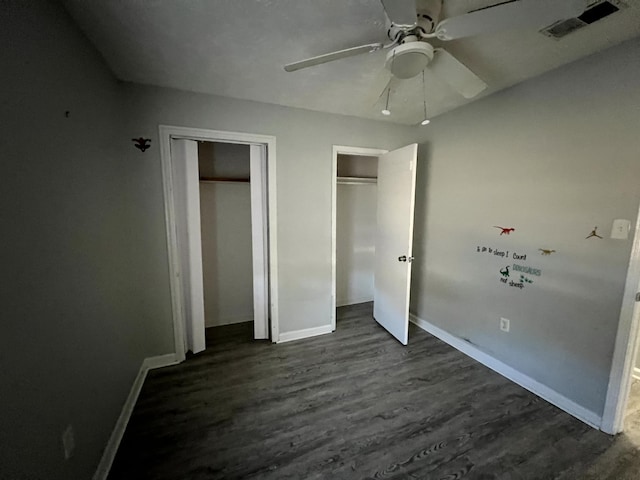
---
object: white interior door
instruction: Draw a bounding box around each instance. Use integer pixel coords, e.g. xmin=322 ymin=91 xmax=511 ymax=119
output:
xmin=250 ymin=144 xmax=269 ymax=340
xmin=373 ymin=143 xmax=418 ymax=345
xmin=171 ymin=139 xmax=206 ymax=354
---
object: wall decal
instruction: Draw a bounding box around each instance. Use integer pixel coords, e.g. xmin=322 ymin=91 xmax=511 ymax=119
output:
xmin=476 ymin=247 xmax=531 ymax=261
xmin=65 ymin=110 xmax=70 ymax=118
xmin=494 ymin=226 xmax=515 ymax=236
xmin=132 ymin=137 xmax=151 ymax=152
xmin=475 ymin=248 xmax=543 ymax=291
xmin=476 ymin=246 xmax=509 ymax=258
xmin=586 ymin=227 xmax=603 ymax=239
xmin=476 ymin=246 xmax=541 ymax=291
xmin=513 ymin=263 xmax=542 ymax=277
xmin=498 ymin=268 xmax=526 ymax=289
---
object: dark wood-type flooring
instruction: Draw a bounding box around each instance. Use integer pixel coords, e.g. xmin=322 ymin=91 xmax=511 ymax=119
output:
xmin=109 ymin=303 xmax=640 ymax=479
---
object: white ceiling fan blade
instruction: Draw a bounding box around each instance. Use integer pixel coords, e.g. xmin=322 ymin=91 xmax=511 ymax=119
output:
xmin=429 ymin=49 xmax=487 ymax=99
xmin=284 ymin=43 xmax=384 ymax=72
xmin=380 ymin=0 xmax=417 ymax=28
xmin=435 ymin=0 xmax=588 ymax=41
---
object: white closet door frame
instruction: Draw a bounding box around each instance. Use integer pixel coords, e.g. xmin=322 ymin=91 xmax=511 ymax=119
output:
xmin=331 ymin=145 xmax=388 ymax=331
xmin=160 ymin=125 xmax=279 ymax=362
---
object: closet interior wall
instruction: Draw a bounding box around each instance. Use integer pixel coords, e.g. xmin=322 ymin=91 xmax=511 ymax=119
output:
xmin=336 ymin=154 xmax=379 ymax=307
xmin=198 ymin=142 xmax=254 ymax=327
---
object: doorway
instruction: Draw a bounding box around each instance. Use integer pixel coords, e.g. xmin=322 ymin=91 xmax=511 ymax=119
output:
xmin=331 ymin=146 xmax=386 ymax=332
xmin=601 ymin=204 xmax=640 ymax=434
xmin=198 ymin=142 xmax=255 ymax=332
xmin=626 ymin=358 xmax=640 ymax=426
xmin=620 ymin=299 xmax=640 ymax=433
xmin=336 ymin=155 xmax=379 ymax=306
xmin=159 ymin=126 xmax=279 ymax=362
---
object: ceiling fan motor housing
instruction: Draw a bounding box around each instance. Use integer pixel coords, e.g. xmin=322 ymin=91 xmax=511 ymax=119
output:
xmin=385 ymin=41 xmax=434 ymax=79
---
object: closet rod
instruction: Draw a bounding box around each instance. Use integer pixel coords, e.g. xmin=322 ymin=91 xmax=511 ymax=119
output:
xmin=199 ymin=177 xmax=250 ymax=184
xmin=337 ymin=176 xmax=377 ymax=185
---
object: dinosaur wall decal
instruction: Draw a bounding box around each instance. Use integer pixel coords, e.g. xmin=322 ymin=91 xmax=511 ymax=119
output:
xmin=539 ymin=249 xmax=556 ymax=256
xmin=494 ymin=226 xmax=515 ymax=236
xmin=500 ymin=266 xmax=510 ymax=278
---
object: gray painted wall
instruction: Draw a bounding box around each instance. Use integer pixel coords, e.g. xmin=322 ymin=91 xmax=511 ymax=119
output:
xmin=1 ymin=1 xmax=170 ymax=478
xmin=410 ymin=36 xmax=640 ymax=416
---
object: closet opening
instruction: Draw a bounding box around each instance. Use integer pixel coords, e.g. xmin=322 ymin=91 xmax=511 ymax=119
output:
xmin=331 ymin=146 xmax=387 ymax=331
xmin=160 ymin=126 xmax=278 ymax=362
xmin=198 ymin=142 xmax=256 ymax=340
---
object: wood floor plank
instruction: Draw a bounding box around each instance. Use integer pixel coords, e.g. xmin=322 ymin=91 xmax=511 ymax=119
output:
xmin=108 ymin=303 xmax=640 ymax=480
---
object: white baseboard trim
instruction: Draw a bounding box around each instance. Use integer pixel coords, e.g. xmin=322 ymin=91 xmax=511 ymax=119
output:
xmin=277 ymin=324 xmax=333 ymax=343
xmin=409 ymin=314 xmax=602 ymax=430
xmin=93 ymin=353 xmax=180 ymax=480
xmin=205 ymin=315 xmax=254 ymax=328
xmin=633 ymin=368 xmax=640 ymax=381
xmin=337 ymin=297 xmax=374 ymax=307
xmin=143 ymin=353 xmax=180 ymax=371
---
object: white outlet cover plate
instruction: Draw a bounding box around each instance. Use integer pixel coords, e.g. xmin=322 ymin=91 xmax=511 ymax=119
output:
xmin=611 ymin=219 xmax=631 ymax=239
xmin=500 ymin=317 xmax=510 ymax=332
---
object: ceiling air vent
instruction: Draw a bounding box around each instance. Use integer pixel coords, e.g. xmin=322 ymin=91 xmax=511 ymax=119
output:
xmin=540 ymin=0 xmax=627 ymax=39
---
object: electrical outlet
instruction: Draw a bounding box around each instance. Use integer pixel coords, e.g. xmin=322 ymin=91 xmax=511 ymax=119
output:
xmin=500 ymin=317 xmax=510 ymax=332
xmin=62 ymin=425 xmax=75 ymax=460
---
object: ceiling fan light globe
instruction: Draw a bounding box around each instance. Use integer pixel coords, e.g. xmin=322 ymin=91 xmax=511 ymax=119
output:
xmin=385 ymin=42 xmax=435 ymax=79
xmin=381 ymin=109 xmax=391 ymax=116
xmin=421 ymin=118 xmax=431 ymax=126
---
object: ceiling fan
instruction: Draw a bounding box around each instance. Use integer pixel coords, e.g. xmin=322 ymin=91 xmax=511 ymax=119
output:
xmin=284 ymin=0 xmax=589 ymax=100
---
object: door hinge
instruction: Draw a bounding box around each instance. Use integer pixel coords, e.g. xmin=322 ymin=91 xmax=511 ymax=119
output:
xmin=636 ymin=292 xmax=640 ymax=302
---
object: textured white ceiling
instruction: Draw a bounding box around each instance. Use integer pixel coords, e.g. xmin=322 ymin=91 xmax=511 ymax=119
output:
xmin=61 ymin=0 xmax=640 ymax=124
